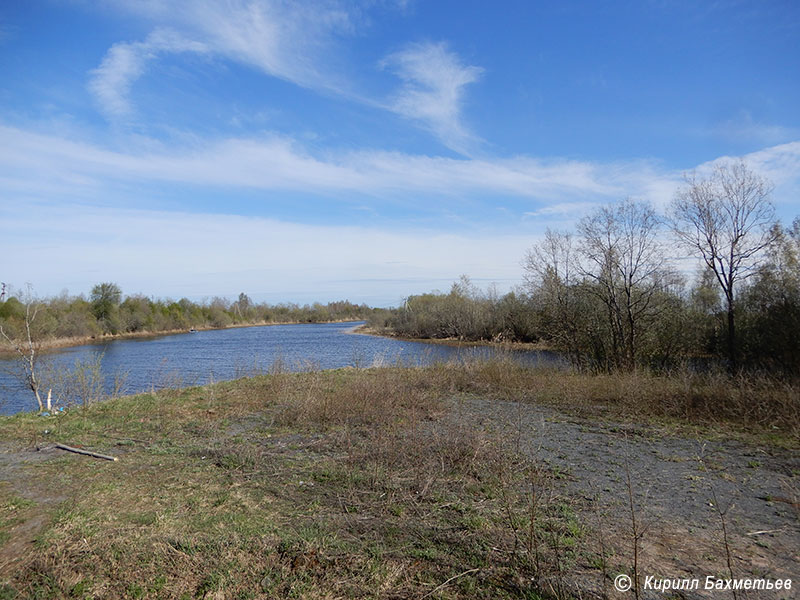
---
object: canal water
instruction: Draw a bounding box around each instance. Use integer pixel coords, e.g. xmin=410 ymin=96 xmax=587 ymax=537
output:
xmin=0 ymin=322 xmax=562 ymax=415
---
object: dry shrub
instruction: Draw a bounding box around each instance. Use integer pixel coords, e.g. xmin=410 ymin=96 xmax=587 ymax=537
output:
xmin=421 ymin=358 xmax=799 ymax=434
xmin=354 ymin=418 xmax=503 ymax=490
xmin=559 ymin=368 xmax=800 ymax=430
xmin=235 ymin=359 xmax=799 ymax=436
xmin=269 ymin=368 xmax=444 ymax=428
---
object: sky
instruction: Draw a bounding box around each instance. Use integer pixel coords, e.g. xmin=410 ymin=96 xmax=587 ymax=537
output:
xmin=1 ymin=0 xmax=799 ymax=307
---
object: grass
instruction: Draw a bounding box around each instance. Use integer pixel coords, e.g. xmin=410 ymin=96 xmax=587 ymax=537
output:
xmin=0 ymin=494 xmax=35 ymax=546
xmin=0 ymin=360 xmax=797 ymax=598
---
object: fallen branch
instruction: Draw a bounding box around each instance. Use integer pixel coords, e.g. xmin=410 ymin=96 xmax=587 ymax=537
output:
xmin=420 ymin=568 xmax=480 ymax=599
xmin=745 ymin=528 xmax=783 ymax=536
xmin=54 ymin=443 xmax=118 ymax=462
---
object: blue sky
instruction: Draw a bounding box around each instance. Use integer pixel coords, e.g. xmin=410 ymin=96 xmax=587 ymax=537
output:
xmin=1 ymin=0 xmax=799 ymax=306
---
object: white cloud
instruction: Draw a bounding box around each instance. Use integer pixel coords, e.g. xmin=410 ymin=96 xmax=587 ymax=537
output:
xmin=89 ymin=28 xmax=209 ymax=119
xmin=91 ymin=3 xmax=487 ymax=151
xmin=713 ymin=141 xmax=800 ymax=185
xmin=0 ymin=124 xmax=620 ymax=202
xmin=168 ymin=0 xmax=355 ymax=91
xmin=523 ymin=202 xmax=600 ymax=218
xmin=678 ymin=141 xmax=800 ymax=215
xmin=0 ymin=201 xmax=529 ymax=305
xmin=713 ymin=110 xmax=799 ymax=146
xmin=381 ymin=42 xmax=483 ymax=154
xmin=2 ymin=125 xmax=798 ymax=217
xmin=91 ymin=0 xmax=358 ymax=121
xmin=2 ymin=119 xmax=799 ymax=303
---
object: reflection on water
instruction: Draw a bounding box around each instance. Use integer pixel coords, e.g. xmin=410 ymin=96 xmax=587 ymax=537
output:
xmin=0 ymin=322 xmax=563 ymax=415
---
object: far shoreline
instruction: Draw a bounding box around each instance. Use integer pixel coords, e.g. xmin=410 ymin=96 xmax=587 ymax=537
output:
xmin=349 ymin=324 xmax=557 ymax=352
xmin=0 ymin=319 xmax=364 ymax=358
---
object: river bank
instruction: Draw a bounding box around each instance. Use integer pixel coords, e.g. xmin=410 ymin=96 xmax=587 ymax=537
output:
xmin=352 ymin=324 xmax=556 ymax=352
xmin=0 ymin=319 xmax=363 ymax=358
xmin=1 ymin=364 xmax=797 ymax=598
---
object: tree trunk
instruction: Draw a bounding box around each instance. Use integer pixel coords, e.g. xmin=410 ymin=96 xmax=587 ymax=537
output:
xmin=28 ymin=355 xmax=43 ymax=412
xmin=33 ymin=386 xmax=43 ymax=412
xmin=727 ymin=298 xmax=737 ymax=374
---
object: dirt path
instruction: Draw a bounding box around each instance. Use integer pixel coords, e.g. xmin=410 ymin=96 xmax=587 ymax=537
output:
xmin=450 ymin=397 xmax=800 ymax=597
xmin=0 ymin=442 xmax=70 ymax=576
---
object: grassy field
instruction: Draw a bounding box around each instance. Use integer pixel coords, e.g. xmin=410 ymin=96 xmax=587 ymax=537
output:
xmin=0 ymin=362 xmax=797 ymax=599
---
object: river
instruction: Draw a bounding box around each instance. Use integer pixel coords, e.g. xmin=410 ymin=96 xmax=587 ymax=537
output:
xmin=0 ymin=321 xmax=562 ymax=415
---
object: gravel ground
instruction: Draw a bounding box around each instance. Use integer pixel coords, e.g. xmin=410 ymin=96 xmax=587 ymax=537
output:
xmin=448 ymin=397 xmax=800 ymax=599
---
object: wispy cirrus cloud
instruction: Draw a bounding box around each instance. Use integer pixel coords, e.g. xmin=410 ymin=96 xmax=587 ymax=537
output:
xmin=90 ymin=0 xmax=357 ymax=121
xmin=89 ymin=28 xmax=209 ymax=119
xmin=166 ymin=0 xmax=355 ymax=90
xmin=523 ymin=202 xmax=601 ymax=218
xmin=0 ymin=123 xmax=627 ymax=203
xmin=91 ymin=2 xmax=487 ymax=153
xmin=712 ymin=110 xmax=799 ymax=146
xmin=381 ymin=41 xmax=483 ymax=154
xmin=2 ymin=123 xmax=798 ymax=217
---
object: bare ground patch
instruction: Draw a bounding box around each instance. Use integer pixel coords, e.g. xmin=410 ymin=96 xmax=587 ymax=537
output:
xmin=448 ymin=396 xmax=800 ymax=597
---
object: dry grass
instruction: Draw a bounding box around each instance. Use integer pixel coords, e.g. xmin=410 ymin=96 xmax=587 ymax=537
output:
xmin=418 ymin=360 xmax=799 ymax=438
xmin=0 ymin=366 xmax=568 ymax=599
xmin=0 ymin=361 xmax=797 ymax=599
xmin=241 ymin=359 xmax=799 ymax=438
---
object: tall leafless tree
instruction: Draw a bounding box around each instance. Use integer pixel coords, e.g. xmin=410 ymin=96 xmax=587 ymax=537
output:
xmin=523 ymin=229 xmax=584 ymax=361
xmin=671 ymin=161 xmax=776 ymax=372
xmin=578 ymin=198 xmax=669 ymax=370
xmin=525 ymin=201 xmax=672 ymax=370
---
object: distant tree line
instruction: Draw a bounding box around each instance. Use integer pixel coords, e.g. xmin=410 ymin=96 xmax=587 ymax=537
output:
xmin=370 ymin=162 xmax=800 ymax=375
xmin=0 ymin=283 xmax=378 ymax=342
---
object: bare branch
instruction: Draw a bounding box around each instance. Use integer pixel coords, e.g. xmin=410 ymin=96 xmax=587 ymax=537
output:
xmin=670 ymin=160 xmax=776 ymax=371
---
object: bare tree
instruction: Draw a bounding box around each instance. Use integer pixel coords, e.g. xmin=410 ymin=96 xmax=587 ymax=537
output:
xmin=578 ymin=198 xmax=669 ymax=370
xmin=671 ymin=161 xmax=776 ymax=371
xmin=523 ymin=229 xmax=584 ymax=360
xmin=0 ymin=285 xmax=46 ymax=411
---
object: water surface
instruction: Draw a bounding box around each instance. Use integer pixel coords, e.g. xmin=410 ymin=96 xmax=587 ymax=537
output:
xmin=0 ymin=322 xmax=562 ymax=415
